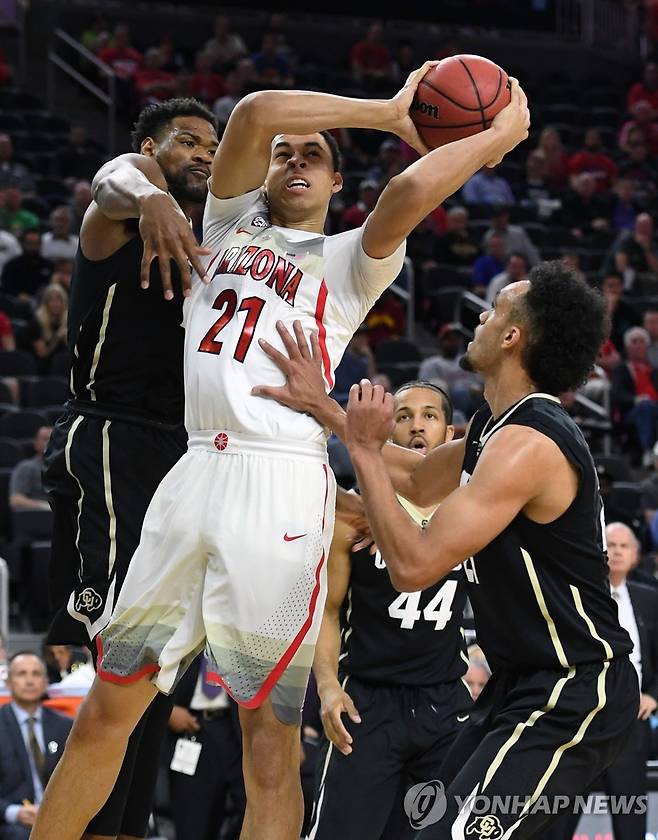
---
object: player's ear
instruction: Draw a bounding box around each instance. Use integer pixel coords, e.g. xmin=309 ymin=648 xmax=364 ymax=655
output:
xmin=503 ymin=325 xmax=522 ymax=349
xmin=141 ymin=137 xmax=156 ymax=157
xmin=445 ymin=424 xmax=455 ymax=443
xmin=332 ymin=172 xmax=343 ymax=195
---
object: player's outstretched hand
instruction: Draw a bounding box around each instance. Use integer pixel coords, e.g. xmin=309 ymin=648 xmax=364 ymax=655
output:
xmin=319 ymin=683 xmax=361 ymax=755
xmin=388 ymin=61 xmax=439 ymax=156
xmin=486 ymin=77 xmax=531 ymax=168
xmin=346 ymin=380 xmax=395 ymax=454
xmin=138 ymin=192 xmax=211 ymax=299
xmin=253 ymin=320 xmax=328 ymax=414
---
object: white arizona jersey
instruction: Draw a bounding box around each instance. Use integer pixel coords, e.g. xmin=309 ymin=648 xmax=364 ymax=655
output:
xmin=182 ymin=187 xmax=405 ymax=442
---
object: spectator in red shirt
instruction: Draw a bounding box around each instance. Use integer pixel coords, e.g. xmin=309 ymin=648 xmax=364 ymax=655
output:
xmin=627 ymin=62 xmax=658 ymax=113
xmin=0 ymin=311 xmax=14 ymax=350
xmin=619 ymin=100 xmax=658 ymax=157
xmin=0 ymin=48 xmax=10 ymax=87
xmin=568 ymin=128 xmax=617 ymax=192
xmin=99 ymin=24 xmax=143 ymax=80
xmin=134 ymin=48 xmax=177 ymax=107
xmin=339 ymin=180 xmax=379 ymax=231
xmin=537 ymin=126 xmax=570 ymax=189
xmin=187 ymin=51 xmax=225 ymax=105
xmin=612 ymin=326 xmax=658 ymax=462
xmin=351 ymin=22 xmax=392 ymax=86
xmin=364 ymin=289 xmax=406 ymax=348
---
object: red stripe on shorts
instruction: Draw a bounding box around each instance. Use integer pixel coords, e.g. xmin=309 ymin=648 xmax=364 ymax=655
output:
xmin=207 ymin=463 xmax=331 ymax=708
xmin=314 ymin=279 xmax=333 ymax=390
xmin=95 ymin=635 xmax=161 ymax=685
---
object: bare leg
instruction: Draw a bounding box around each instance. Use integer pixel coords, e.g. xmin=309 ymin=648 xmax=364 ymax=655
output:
xmin=239 ymin=698 xmax=303 ymax=840
xmin=30 ymin=676 xmax=158 ymax=840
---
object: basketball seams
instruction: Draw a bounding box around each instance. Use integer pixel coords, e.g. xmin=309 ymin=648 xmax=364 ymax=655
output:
xmin=418 ymin=78 xmax=484 ymax=113
xmin=481 ymin=70 xmax=504 ymax=111
xmin=413 ymin=119 xmax=494 ymax=129
xmin=459 ymin=57 xmax=486 ymax=131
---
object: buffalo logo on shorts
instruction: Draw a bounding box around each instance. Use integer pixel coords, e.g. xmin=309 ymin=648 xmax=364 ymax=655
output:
xmin=252 ymin=215 xmax=268 ymax=228
xmin=75 ymin=587 xmax=103 ymax=613
xmin=465 ymin=815 xmax=503 ymax=839
xmin=214 ymin=432 xmax=229 ymax=451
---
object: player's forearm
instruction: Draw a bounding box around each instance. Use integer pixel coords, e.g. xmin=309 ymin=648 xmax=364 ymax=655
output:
xmin=240 ymin=89 xmax=399 ymax=136
xmin=349 ymin=446 xmax=439 ymax=592
xmin=92 ymin=156 xmax=169 ymax=221
xmin=304 ymin=392 xmax=424 ymax=498
xmin=313 ymin=611 xmax=343 ymax=693
xmin=376 ymin=129 xmax=505 ymax=239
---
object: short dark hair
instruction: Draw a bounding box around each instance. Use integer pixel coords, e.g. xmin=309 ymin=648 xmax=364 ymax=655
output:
xmin=519 ymin=261 xmax=609 ymax=395
xmin=395 ymin=380 xmax=454 ymax=425
xmin=131 ymin=98 xmax=216 ymax=152
xmin=8 ymin=650 xmax=45 ymax=670
xmin=319 ymin=130 xmax=342 ymax=172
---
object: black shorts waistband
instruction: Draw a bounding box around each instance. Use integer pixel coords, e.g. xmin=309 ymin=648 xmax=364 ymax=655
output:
xmin=65 ymin=400 xmax=185 ymax=432
xmin=192 ymin=707 xmax=231 ymax=721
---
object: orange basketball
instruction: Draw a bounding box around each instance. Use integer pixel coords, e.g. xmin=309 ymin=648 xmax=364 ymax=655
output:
xmin=410 ymin=55 xmax=511 ymax=149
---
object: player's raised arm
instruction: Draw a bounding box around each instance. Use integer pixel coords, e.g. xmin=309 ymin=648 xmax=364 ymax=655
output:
xmin=86 ymin=153 xmax=212 ymax=297
xmin=345 ymin=382 xmax=576 ymax=592
xmin=361 ymin=78 xmax=530 ymax=259
xmin=210 ymin=62 xmax=441 ymax=200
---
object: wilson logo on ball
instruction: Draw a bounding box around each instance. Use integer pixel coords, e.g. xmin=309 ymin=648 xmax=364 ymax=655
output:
xmin=411 ymin=98 xmax=439 ymax=120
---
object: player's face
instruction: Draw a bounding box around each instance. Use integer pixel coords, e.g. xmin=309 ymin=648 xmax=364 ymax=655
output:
xmin=391 ymin=387 xmax=454 ymax=455
xmin=606 ymin=525 xmax=638 ymax=576
xmin=461 ymin=281 xmax=529 ymax=376
xmin=7 ymin=655 xmax=48 ymax=705
xmin=265 ymin=133 xmax=343 ymax=223
xmin=149 ymin=116 xmax=219 ymax=205
xmin=465 ymin=663 xmax=489 ymax=700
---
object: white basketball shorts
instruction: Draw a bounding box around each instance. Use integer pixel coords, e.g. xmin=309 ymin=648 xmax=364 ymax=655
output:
xmin=96 ymin=430 xmax=336 ymax=725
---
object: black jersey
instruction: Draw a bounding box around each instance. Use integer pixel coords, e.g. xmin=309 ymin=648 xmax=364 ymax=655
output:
xmin=68 ymin=234 xmax=184 ymax=425
xmin=339 ymin=497 xmax=468 ymax=686
xmin=462 ymin=393 xmax=633 ymax=672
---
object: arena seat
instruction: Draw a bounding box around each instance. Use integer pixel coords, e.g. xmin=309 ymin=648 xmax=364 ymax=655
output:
xmin=0 ymin=351 xmax=37 ymax=377
xmin=21 ymin=376 xmax=69 ymax=408
xmin=377 ymin=361 xmax=421 ymax=389
xmin=50 ymin=352 xmax=71 ymax=379
xmin=0 ymin=466 xmax=13 ymax=540
xmin=594 ymin=454 xmax=633 ymax=483
xmin=0 ymin=438 xmax=25 ymax=468
xmin=374 ymin=339 xmax=421 ymax=365
xmin=0 ymin=409 xmax=48 ymax=439
xmin=24 ymin=540 xmax=52 ymax=631
xmin=12 ymin=509 xmax=53 ymax=540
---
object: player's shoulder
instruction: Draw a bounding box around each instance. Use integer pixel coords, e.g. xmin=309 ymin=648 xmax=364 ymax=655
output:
xmin=323 ymin=224 xmax=364 ymax=250
xmin=203 ymin=186 xmax=268 ymax=230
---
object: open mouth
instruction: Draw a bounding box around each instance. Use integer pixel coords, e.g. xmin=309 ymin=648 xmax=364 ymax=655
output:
xmin=410 ymin=437 xmax=427 ymax=455
xmin=286 ymin=178 xmax=310 ymax=192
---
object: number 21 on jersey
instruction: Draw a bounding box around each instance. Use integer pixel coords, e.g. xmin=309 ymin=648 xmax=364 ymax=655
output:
xmin=388 ymin=580 xmax=458 ymax=631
